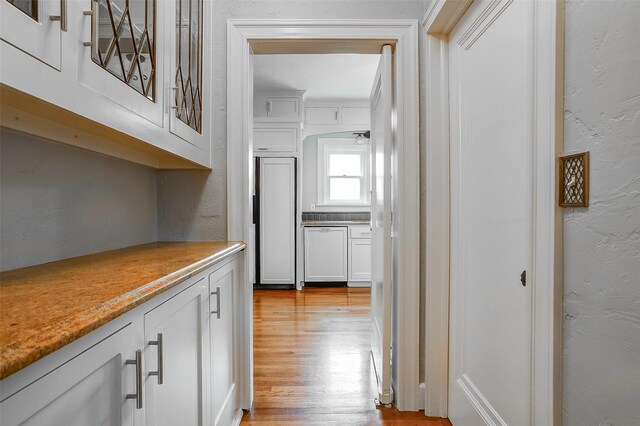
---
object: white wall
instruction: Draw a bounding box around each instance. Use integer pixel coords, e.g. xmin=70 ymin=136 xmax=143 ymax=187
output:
xmin=156 ymin=0 xmax=425 ymax=238
xmin=562 ymin=1 xmax=640 ymax=424
xmin=0 ymin=129 xmax=157 ymax=271
xmin=302 ymin=131 xmax=371 ymax=212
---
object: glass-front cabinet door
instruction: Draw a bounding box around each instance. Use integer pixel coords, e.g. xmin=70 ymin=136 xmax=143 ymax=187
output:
xmin=78 ymin=0 xmax=165 ymax=126
xmin=169 ymin=0 xmax=206 ymax=147
xmin=0 ymin=0 xmax=64 ymax=69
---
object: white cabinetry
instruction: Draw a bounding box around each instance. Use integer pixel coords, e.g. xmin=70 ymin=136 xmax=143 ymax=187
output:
xmin=0 ymin=253 xmax=245 ymax=426
xmin=254 ymin=91 xmax=304 ymax=123
xmin=254 ymin=123 xmax=299 ymax=153
xmin=0 ymin=324 xmax=139 ymax=426
xmin=0 ymin=0 xmax=62 ymax=69
xmin=341 ymin=107 xmax=370 ymax=125
xmin=348 ymin=226 xmax=372 ymax=286
xmin=306 ymin=107 xmax=339 ymax=125
xmin=143 ymin=278 xmax=209 ymax=426
xmin=0 ymin=0 xmax=212 ymax=169
xmin=209 ymin=260 xmax=239 ymax=426
xmin=304 ymin=227 xmax=348 ymax=282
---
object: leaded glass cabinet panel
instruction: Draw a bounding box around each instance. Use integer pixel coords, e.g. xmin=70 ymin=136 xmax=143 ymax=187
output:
xmin=174 ymin=0 xmax=203 ymax=133
xmin=91 ymin=0 xmax=156 ymax=100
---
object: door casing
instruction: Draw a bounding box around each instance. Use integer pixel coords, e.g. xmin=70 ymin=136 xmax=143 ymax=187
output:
xmin=422 ymin=0 xmax=564 ymax=422
xmin=227 ymin=19 xmax=421 ymax=411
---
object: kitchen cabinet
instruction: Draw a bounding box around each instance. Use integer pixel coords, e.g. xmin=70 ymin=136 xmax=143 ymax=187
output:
xmin=0 ymin=324 xmax=139 ymax=426
xmin=144 ymin=278 xmax=209 ymax=426
xmin=0 ymin=0 xmax=63 ymax=70
xmin=341 ymin=107 xmax=370 ymax=126
xmin=306 ymin=107 xmax=339 ymax=125
xmin=254 ymin=91 xmax=305 ymax=123
xmin=254 ymin=123 xmax=299 ymax=153
xmin=0 ymin=250 xmax=245 ymax=426
xmin=304 ymin=227 xmax=348 ymax=282
xmin=0 ymin=0 xmax=213 ymax=169
xmin=209 ymin=260 xmax=239 ymax=426
xmin=348 ymin=226 xmax=372 ymax=285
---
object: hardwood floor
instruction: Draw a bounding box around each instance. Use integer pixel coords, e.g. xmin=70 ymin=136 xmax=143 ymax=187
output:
xmin=241 ymin=287 xmax=451 ymax=425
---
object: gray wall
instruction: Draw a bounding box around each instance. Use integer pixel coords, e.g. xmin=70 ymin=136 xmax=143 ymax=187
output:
xmin=156 ymin=0 xmax=425 ymax=239
xmin=0 ymin=129 xmax=157 ymax=271
xmin=562 ymin=1 xmax=640 ymax=424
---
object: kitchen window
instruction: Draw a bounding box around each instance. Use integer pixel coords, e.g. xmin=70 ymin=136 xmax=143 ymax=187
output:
xmin=317 ymin=138 xmax=370 ymax=206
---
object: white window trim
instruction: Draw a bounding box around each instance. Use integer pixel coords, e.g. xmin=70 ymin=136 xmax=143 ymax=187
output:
xmin=317 ymin=138 xmax=370 ymax=206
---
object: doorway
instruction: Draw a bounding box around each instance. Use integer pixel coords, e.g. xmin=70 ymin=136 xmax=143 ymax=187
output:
xmin=227 ymin=20 xmax=421 ymax=412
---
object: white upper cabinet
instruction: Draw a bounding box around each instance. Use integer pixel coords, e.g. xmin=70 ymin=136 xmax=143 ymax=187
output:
xmin=254 ymin=91 xmax=305 ymax=123
xmin=253 ymin=123 xmax=299 ymax=153
xmin=341 ymin=107 xmax=369 ymax=125
xmin=0 ymin=0 xmax=63 ymax=70
xmin=0 ymin=0 xmax=213 ymax=169
xmin=306 ymin=107 xmax=339 ymax=125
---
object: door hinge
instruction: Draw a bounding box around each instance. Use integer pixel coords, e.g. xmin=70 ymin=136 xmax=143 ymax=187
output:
xmin=520 ymin=270 xmax=527 ymax=287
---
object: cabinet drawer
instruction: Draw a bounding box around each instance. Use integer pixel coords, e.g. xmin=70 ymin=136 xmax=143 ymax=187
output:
xmin=350 ymin=226 xmax=372 ymax=239
xmin=254 ymin=127 xmax=298 ymax=152
xmin=306 ymin=107 xmax=339 ymax=125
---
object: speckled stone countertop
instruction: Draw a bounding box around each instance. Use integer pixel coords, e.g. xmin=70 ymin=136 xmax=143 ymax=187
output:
xmin=0 ymin=241 xmax=245 ymax=380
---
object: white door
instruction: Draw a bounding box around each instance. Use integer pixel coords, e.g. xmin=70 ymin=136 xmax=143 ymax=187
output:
xmin=448 ymin=1 xmax=534 ymax=424
xmin=259 ymin=157 xmax=295 ymax=284
xmin=370 ymin=44 xmax=393 ymax=405
xmin=144 ymin=278 xmax=209 ymax=426
xmin=210 ymin=261 xmax=238 ymax=426
xmin=0 ymin=0 xmax=63 ymax=69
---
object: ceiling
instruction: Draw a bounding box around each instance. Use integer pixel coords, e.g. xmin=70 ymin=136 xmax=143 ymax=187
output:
xmin=253 ymin=54 xmax=380 ymax=100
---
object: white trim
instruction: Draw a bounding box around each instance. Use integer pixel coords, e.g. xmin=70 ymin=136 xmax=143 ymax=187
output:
xmin=227 ymin=19 xmax=421 ymax=411
xmin=422 ymin=0 xmax=563 ymax=422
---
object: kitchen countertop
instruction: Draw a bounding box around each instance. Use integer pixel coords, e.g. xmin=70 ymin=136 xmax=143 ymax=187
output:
xmin=302 ymin=221 xmax=371 ymax=226
xmin=0 ymin=241 xmax=245 ymax=380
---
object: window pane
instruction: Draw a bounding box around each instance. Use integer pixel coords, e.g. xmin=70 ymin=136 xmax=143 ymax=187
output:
xmin=330 ymin=178 xmax=361 ymax=201
xmin=329 ymin=153 xmax=361 ymax=176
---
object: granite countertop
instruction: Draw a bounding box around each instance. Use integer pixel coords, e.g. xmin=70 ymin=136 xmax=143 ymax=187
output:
xmin=0 ymin=241 xmax=245 ymax=380
xmin=302 ymin=221 xmax=371 ymax=226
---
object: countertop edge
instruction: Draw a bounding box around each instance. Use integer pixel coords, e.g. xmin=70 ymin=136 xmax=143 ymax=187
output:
xmin=0 ymin=242 xmax=246 ymax=380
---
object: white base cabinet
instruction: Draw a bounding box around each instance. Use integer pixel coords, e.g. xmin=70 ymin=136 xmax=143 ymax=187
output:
xmin=0 ymin=254 xmax=245 ymax=426
xmin=304 ymin=227 xmax=348 ymax=282
xmin=144 ymin=278 xmax=209 ymax=426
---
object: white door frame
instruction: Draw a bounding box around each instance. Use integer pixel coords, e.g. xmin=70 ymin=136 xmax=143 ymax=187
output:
xmin=227 ymin=19 xmax=421 ymax=411
xmin=422 ymin=0 xmax=564 ymax=422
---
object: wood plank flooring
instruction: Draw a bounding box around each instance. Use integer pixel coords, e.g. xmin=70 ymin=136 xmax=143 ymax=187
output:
xmin=241 ymin=287 xmax=451 ymax=425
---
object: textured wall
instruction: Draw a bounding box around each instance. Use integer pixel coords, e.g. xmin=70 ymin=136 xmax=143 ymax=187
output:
xmin=156 ymin=0 xmax=425 ymax=240
xmin=562 ymin=1 xmax=640 ymax=424
xmin=0 ymin=129 xmax=157 ymax=271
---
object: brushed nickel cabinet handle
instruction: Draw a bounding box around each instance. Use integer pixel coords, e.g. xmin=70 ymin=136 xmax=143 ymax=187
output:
xmin=148 ymin=333 xmax=163 ymax=384
xmin=49 ymin=0 xmax=67 ymax=31
xmin=125 ymin=350 xmax=143 ymax=409
xmin=211 ymin=286 xmax=221 ymax=319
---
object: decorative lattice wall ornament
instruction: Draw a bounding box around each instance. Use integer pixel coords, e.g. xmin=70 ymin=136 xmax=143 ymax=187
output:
xmin=559 ymin=152 xmax=589 ymax=207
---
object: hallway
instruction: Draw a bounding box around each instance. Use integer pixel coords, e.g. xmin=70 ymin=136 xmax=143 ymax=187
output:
xmin=241 ymin=287 xmax=451 ymax=425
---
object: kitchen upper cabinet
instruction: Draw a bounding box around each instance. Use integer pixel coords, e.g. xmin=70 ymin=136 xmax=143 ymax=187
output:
xmin=341 ymin=107 xmax=369 ymax=126
xmin=0 ymin=324 xmax=140 ymax=426
xmin=306 ymin=107 xmax=339 ymax=125
xmin=304 ymin=227 xmax=348 ymax=282
xmin=254 ymin=123 xmax=299 ymax=153
xmin=144 ymin=277 xmax=209 ymax=426
xmin=78 ymin=0 xmax=165 ymax=126
xmin=209 ymin=260 xmax=239 ymax=426
xmin=0 ymin=0 xmax=63 ymax=70
xmin=254 ymin=91 xmax=305 ymax=123
xmin=0 ymin=0 xmax=213 ymax=169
